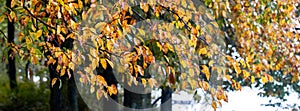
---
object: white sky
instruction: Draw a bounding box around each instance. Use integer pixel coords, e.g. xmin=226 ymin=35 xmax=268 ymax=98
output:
xmin=171 ymin=85 xmax=300 ymax=111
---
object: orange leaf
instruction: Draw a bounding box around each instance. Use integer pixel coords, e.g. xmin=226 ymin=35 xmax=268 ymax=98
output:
xmin=97 ymin=75 xmax=107 ymax=86
xmin=212 ymin=101 xmax=217 ymax=111
xmin=51 ymin=78 xmax=58 ymax=88
xmin=109 ymin=84 xmax=118 ymax=95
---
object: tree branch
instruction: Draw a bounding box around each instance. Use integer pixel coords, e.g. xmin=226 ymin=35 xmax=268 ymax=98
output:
xmin=151 ymin=96 xmax=162 ymax=106
xmin=159 ymin=5 xmax=209 ymax=46
xmin=22 ymin=1 xmax=56 ymax=30
xmin=0 ymin=30 xmax=8 ymax=40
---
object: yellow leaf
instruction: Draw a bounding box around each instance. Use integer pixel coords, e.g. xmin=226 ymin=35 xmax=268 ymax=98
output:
xmin=251 ymin=76 xmax=255 ymax=84
xmin=100 ymin=58 xmax=107 ymax=69
xmin=137 ymin=65 xmax=144 ymax=76
xmin=242 ymin=70 xmax=250 ymax=79
xmin=0 ymin=15 xmax=5 ymax=24
xmin=180 ymin=59 xmax=187 ymax=68
xmin=51 ymin=78 xmax=58 ymax=88
xmin=233 ymin=62 xmax=241 ymax=75
xmin=239 ymin=60 xmax=246 ymax=68
xmin=164 ymin=55 xmax=169 ymax=63
xmin=141 ymin=78 xmax=146 ymax=87
xmin=31 ymin=55 xmax=38 ymax=64
xmin=222 ymin=10 xmax=227 ymax=17
xmin=181 ymin=0 xmax=187 ymax=8
xmin=182 ymin=81 xmax=187 ymax=89
xmin=60 ymin=66 xmax=66 ymax=76
xmin=206 ymin=12 xmax=215 ymax=20
xmin=148 ymin=78 xmax=157 ymax=88
xmin=201 ymin=65 xmax=210 ymax=80
xmin=167 ymin=43 xmax=174 ymax=52
xmin=156 ymin=42 xmax=162 ymax=51
xmin=67 ymin=32 xmax=75 ymax=39
xmin=106 ymin=40 xmax=113 ymax=51
xmin=198 ymin=47 xmax=207 ymax=55
xmin=133 ymin=77 xmax=138 ymax=86
xmin=97 ymin=75 xmax=107 ymax=86
xmin=266 ymin=74 xmax=274 ymax=83
xmin=226 ymin=55 xmax=234 ymax=63
xmin=56 ymin=65 xmax=61 ymax=73
xmin=202 ymin=81 xmax=210 ymax=91
xmin=208 ymin=60 xmax=214 ymax=67
xmin=79 ymin=78 xmax=83 ymax=83
xmin=212 ymin=101 xmax=217 ymax=111
xmin=95 ymin=22 xmax=106 ymax=29
xmin=189 ymin=68 xmax=194 ymax=77
xmin=90 ymin=86 xmax=95 ymax=93
xmin=57 ymin=25 xmax=61 ymax=34
xmin=181 ymin=73 xmax=187 ymax=79
xmin=47 ymin=56 xmax=56 ymax=66
xmin=9 ymin=11 xmax=16 ymax=22
xmin=261 ymin=76 xmax=267 ymax=84
xmin=236 ymin=82 xmax=242 ymax=91
xmin=225 ymin=74 xmax=231 ymax=81
xmin=137 ymin=28 xmax=145 ymax=36
xmin=106 ymin=59 xmax=114 ymax=68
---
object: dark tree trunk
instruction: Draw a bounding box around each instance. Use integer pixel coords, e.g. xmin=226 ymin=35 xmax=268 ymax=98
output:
xmin=161 ymin=86 xmax=172 ymax=111
xmin=78 ymin=93 xmax=90 ymax=111
xmin=6 ymin=0 xmax=17 ymax=90
xmin=97 ymin=62 xmax=119 ymax=111
xmin=61 ymin=70 xmax=78 ymax=111
xmin=67 ymin=71 xmax=79 ymax=111
xmin=123 ymin=61 xmax=152 ymax=110
xmin=49 ymin=65 xmax=80 ymax=111
xmin=48 ymin=39 xmax=79 ymax=111
xmin=49 ymin=64 xmax=62 ymax=111
xmin=123 ymin=70 xmax=152 ymax=110
xmin=123 ymin=85 xmax=151 ymax=110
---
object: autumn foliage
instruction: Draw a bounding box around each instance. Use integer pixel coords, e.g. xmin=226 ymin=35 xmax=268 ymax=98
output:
xmin=1 ymin=0 xmax=299 ymax=110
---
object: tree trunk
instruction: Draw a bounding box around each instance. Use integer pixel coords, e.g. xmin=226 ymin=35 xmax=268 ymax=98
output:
xmin=97 ymin=63 xmax=119 ymax=111
xmin=6 ymin=0 xmax=17 ymax=90
xmin=67 ymin=70 xmax=79 ymax=111
xmin=123 ymin=63 xmax=152 ymax=110
xmin=61 ymin=71 xmax=78 ymax=111
xmin=161 ymin=86 xmax=172 ymax=111
xmin=123 ymin=84 xmax=151 ymax=110
xmin=49 ymin=64 xmax=62 ymax=111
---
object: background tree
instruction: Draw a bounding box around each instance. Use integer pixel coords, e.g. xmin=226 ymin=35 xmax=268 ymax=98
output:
xmin=201 ymin=0 xmax=300 ymax=107
xmin=6 ymin=0 xmax=17 ymax=90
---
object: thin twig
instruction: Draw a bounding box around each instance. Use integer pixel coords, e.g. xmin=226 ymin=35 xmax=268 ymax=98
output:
xmin=159 ymin=5 xmax=209 ymax=46
xmin=0 ymin=30 xmax=8 ymax=40
xmin=23 ymin=2 xmax=56 ymax=30
xmin=151 ymin=96 xmax=162 ymax=106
